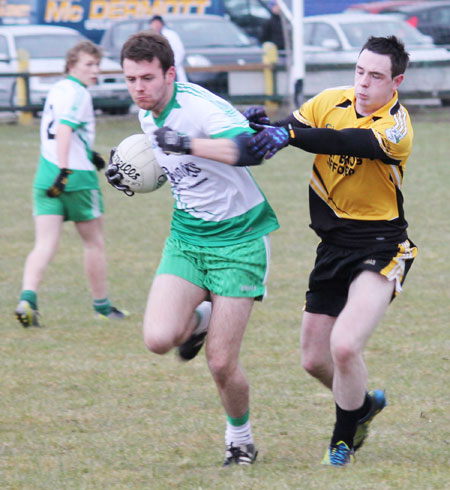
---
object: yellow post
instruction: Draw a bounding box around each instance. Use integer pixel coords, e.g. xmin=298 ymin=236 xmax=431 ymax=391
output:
xmin=262 ymin=41 xmax=279 ymax=111
xmin=16 ymin=48 xmax=33 ymax=125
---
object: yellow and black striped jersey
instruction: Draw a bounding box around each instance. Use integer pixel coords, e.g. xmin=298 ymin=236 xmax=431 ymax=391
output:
xmin=292 ymin=87 xmax=413 ymax=247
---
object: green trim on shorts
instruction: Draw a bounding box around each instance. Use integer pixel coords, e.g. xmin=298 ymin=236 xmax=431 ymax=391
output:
xmin=33 ymin=187 xmax=103 ymax=222
xmin=156 ymin=235 xmax=271 ymax=300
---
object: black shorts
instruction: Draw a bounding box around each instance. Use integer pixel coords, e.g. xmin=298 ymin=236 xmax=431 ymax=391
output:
xmin=304 ymin=239 xmax=417 ymax=317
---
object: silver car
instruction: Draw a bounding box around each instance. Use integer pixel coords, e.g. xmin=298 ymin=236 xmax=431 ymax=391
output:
xmin=301 ymin=13 xmax=450 ymax=103
xmin=0 ymin=25 xmax=131 ymax=114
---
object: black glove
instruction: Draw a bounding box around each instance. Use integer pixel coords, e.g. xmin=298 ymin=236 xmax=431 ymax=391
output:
xmin=105 ymin=148 xmax=134 ymax=196
xmin=46 ymin=168 xmax=73 ymax=197
xmin=154 ymin=127 xmax=191 ymax=155
xmin=243 ymin=105 xmax=271 ymax=125
xmin=247 ymin=125 xmax=290 ymax=159
xmin=92 ymin=151 xmax=105 ymax=171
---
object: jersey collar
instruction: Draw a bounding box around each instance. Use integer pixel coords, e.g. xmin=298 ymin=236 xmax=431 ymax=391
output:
xmin=67 ymin=75 xmax=86 ymax=88
xmin=348 ymin=87 xmax=400 ymax=119
xmin=150 ymin=82 xmax=182 ymax=127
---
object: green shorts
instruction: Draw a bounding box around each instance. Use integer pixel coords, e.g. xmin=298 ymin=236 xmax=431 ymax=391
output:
xmin=156 ymin=235 xmax=271 ymax=300
xmin=33 ymin=188 xmax=104 ymax=222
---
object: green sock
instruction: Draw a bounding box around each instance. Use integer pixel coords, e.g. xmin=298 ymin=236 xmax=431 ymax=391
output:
xmin=225 ymin=410 xmax=253 ymax=446
xmin=20 ymin=290 xmax=37 ymax=310
xmin=93 ymin=298 xmax=111 ymax=316
xmin=226 ymin=410 xmax=250 ymax=427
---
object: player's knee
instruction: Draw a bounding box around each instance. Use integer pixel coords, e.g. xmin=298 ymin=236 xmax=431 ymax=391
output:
xmin=207 ymin=354 xmax=234 ymax=386
xmin=301 ymin=355 xmax=326 ymax=378
xmin=331 ymin=339 xmax=358 ymax=369
xmin=84 ymin=238 xmax=105 ymax=254
xmin=143 ymin=330 xmax=172 ymax=355
xmin=32 ymin=242 xmax=57 ymax=262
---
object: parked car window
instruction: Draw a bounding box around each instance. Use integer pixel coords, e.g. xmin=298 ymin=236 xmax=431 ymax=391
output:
xmin=15 ymin=34 xmax=81 ymax=58
xmin=166 ymin=18 xmax=254 ymax=48
xmin=303 ymin=23 xmax=314 ymax=45
xmin=340 ymin=20 xmax=427 ymax=48
xmin=307 ymin=22 xmax=340 ymax=48
xmin=0 ymin=35 xmax=8 ymax=59
xmin=224 ymin=0 xmax=269 ymax=20
xmin=223 ymin=0 xmax=270 ymax=42
xmin=430 ymin=7 xmax=450 ymax=23
xmin=111 ymin=21 xmax=142 ymax=51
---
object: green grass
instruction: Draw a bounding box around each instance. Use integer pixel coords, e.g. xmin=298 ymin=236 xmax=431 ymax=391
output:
xmin=1 ymin=109 xmax=449 ymax=489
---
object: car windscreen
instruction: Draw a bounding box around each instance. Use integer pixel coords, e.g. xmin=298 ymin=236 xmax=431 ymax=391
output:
xmin=341 ymin=20 xmax=430 ymax=48
xmin=167 ymin=19 xmax=254 ymax=48
xmin=224 ymin=0 xmax=271 ymax=20
xmin=15 ymin=34 xmax=82 ymax=58
xmin=110 ymin=21 xmax=142 ymax=50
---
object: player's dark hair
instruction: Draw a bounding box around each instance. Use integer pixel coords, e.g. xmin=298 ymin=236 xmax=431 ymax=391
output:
xmin=120 ymin=31 xmax=174 ymax=72
xmin=149 ymin=15 xmax=164 ymax=25
xmin=65 ymin=40 xmax=102 ymax=73
xmin=360 ymin=36 xmax=410 ymax=78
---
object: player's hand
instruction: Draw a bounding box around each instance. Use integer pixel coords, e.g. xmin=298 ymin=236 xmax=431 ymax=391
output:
xmin=92 ymin=151 xmax=106 ymax=171
xmin=46 ymin=168 xmax=73 ymax=197
xmin=154 ymin=126 xmax=191 ymax=155
xmin=105 ymin=148 xmax=134 ymax=196
xmin=247 ymin=126 xmax=289 ymax=159
xmin=243 ymin=105 xmax=270 ymax=125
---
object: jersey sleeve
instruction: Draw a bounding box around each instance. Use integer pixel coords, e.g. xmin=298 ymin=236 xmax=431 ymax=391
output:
xmin=59 ymin=84 xmax=92 ymax=130
xmin=371 ymin=106 xmax=414 ymax=163
xmin=194 ymin=95 xmax=253 ymax=139
xmin=291 ymin=91 xmax=327 ymax=128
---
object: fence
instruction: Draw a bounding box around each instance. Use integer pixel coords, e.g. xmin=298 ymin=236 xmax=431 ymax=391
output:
xmin=2 ymin=57 xmax=450 ymax=122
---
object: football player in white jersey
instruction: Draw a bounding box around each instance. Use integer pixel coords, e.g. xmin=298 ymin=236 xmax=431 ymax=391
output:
xmin=106 ymin=31 xmax=279 ymax=466
xmin=15 ymin=40 xmax=128 ymax=328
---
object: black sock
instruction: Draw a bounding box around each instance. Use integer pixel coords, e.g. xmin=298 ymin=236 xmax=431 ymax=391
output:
xmin=358 ymin=392 xmax=372 ymax=421
xmin=331 ymin=394 xmax=371 ymax=448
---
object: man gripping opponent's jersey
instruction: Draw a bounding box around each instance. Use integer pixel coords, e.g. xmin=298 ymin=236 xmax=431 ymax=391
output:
xmin=245 ymin=35 xmax=417 ymax=467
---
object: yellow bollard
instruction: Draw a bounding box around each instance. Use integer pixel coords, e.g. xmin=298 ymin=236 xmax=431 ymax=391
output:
xmin=16 ymin=48 xmax=33 ymax=125
xmin=262 ymin=42 xmax=279 ymax=111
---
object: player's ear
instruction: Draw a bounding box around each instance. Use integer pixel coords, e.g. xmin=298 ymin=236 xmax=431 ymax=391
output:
xmin=166 ymin=66 xmax=176 ymax=83
xmin=393 ymin=73 xmax=404 ymax=90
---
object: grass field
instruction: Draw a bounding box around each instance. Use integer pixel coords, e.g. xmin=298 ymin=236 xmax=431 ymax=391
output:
xmin=1 ymin=108 xmax=449 ymax=489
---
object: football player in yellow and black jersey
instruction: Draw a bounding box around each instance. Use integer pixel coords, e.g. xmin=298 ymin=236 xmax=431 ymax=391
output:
xmin=245 ymin=36 xmax=418 ymax=466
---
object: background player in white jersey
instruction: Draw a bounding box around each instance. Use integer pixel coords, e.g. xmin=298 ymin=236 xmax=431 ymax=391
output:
xmin=244 ymin=36 xmax=417 ymax=467
xmin=15 ymin=40 xmax=128 ymax=328
xmin=105 ymin=31 xmax=279 ymax=466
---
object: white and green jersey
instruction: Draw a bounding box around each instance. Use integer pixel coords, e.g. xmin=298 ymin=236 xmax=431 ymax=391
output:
xmin=34 ymin=76 xmax=99 ymax=191
xmin=140 ymin=82 xmax=279 ymax=246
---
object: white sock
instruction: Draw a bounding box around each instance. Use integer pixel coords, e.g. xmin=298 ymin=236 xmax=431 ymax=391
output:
xmin=225 ymin=420 xmax=254 ymax=447
xmin=194 ymin=301 xmax=212 ymax=335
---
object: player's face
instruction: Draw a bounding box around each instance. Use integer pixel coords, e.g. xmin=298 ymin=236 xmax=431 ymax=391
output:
xmin=149 ymin=19 xmax=163 ymax=33
xmin=69 ymin=52 xmax=101 ymax=87
xmin=354 ymin=49 xmax=404 ymax=116
xmin=123 ymin=58 xmax=176 ymax=116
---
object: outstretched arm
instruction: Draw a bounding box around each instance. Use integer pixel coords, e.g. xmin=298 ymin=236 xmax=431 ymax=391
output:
xmin=249 ymin=115 xmax=395 ymax=163
xmin=155 ymin=127 xmax=264 ymax=167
